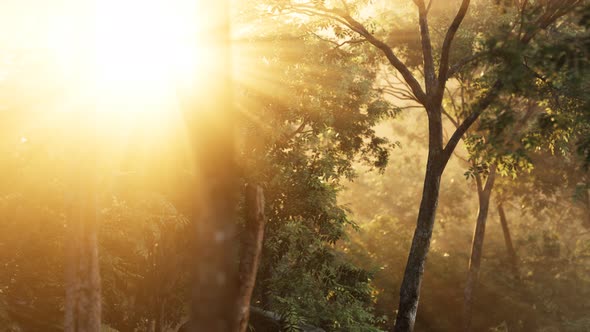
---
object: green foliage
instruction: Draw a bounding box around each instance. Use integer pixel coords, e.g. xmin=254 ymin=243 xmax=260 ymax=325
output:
xmin=233 ymin=12 xmax=392 ymax=328
xmin=100 ymin=194 xmax=191 ymax=331
xmin=342 ymin=113 xmax=590 ymax=331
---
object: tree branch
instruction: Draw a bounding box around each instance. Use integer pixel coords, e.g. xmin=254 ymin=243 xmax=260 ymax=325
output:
xmin=440 ymin=80 xmax=503 ymax=168
xmin=426 ymin=0 xmax=433 ymax=13
xmin=414 ymin=0 xmax=437 ymax=96
xmin=483 ymin=164 xmax=497 ymax=193
xmin=453 ymin=149 xmax=470 ymax=165
xmin=436 ymin=0 xmax=471 ymax=102
xmin=475 ymin=171 xmax=483 ymax=194
xmin=310 ymin=32 xmax=366 ymax=49
xmin=441 ymin=107 xmax=460 ymax=128
xmin=444 ymin=85 xmax=463 ymax=122
xmin=287 ymin=3 xmax=428 ymax=103
xmin=336 ymin=10 xmax=428 ymax=103
xmin=521 ymin=0 xmax=581 ymax=44
xmin=285 ymin=119 xmax=307 ymax=141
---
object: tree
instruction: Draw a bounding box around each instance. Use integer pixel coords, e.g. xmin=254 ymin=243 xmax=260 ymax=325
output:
xmin=233 ymin=13 xmax=393 ymax=328
xmin=237 ymin=184 xmax=266 ymax=332
xmin=266 ymin=0 xmax=582 ymax=329
xmin=182 ymin=1 xmax=239 ymax=331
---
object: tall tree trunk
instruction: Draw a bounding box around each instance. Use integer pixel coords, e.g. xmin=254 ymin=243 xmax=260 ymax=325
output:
xmin=497 ymin=203 xmax=519 ymax=278
xmin=236 ymin=184 xmax=266 ymax=332
xmin=394 ymin=110 xmax=444 ymax=332
xmin=463 ymin=167 xmax=496 ymax=332
xmin=64 ymin=176 xmax=101 ymax=332
xmin=186 ymin=1 xmax=239 ymax=331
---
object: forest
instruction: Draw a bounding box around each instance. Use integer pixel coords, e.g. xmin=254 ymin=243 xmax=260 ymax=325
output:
xmin=0 ymin=0 xmax=589 ymax=331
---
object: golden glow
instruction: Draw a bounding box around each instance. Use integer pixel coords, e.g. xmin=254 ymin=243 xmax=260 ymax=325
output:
xmin=45 ymin=0 xmax=208 ymax=121
xmin=1 ymin=0 xmax=273 ymax=152
xmin=0 ymin=0 xmax=235 ymax=177
xmin=94 ymin=0 xmax=200 ymax=100
xmin=26 ymin=0 xmax=228 ymax=167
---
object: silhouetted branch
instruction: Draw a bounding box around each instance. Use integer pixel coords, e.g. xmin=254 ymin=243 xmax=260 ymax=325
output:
xmin=437 ymin=0 xmax=471 ymax=101
xmin=286 ymin=3 xmax=427 ymax=103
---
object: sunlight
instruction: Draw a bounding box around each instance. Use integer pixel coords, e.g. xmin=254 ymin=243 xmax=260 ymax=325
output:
xmin=37 ymin=0 xmax=230 ymax=165
xmin=94 ymin=0 xmax=201 ymax=102
xmin=47 ymin=0 xmax=211 ymax=119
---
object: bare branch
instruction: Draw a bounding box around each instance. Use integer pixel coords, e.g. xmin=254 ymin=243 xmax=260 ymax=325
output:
xmin=436 ymin=0 xmax=471 ymax=102
xmin=310 ymin=32 xmax=366 ymax=49
xmin=441 ymin=107 xmax=459 ymax=128
xmin=452 ymin=149 xmax=470 ymax=165
xmin=287 ymin=3 xmax=428 ymax=103
xmin=333 ymin=38 xmax=366 ymax=49
xmin=338 ymin=13 xmax=428 ymax=103
xmin=414 ymin=0 xmax=437 ymax=96
xmin=384 ymin=71 xmax=420 ymax=99
xmin=382 ymin=88 xmax=420 ymax=102
xmin=444 ymin=85 xmax=463 ymax=117
xmin=399 ymin=105 xmax=428 ymax=111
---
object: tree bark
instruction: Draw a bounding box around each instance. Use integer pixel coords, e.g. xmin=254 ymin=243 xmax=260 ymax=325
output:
xmin=394 ymin=110 xmax=444 ymax=332
xmin=497 ymin=203 xmax=519 ymax=278
xmin=236 ymin=184 xmax=266 ymax=332
xmin=463 ymin=167 xmax=496 ymax=332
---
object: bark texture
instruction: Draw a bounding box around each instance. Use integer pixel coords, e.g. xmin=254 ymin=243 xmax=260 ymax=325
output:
xmin=394 ymin=110 xmax=444 ymax=332
xmin=393 ymin=166 xmax=442 ymax=332
xmin=237 ymin=184 xmax=266 ymax=332
xmin=463 ymin=167 xmax=496 ymax=332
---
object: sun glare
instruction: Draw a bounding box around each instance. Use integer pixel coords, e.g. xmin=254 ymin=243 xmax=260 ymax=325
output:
xmin=94 ymin=0 xmax=201 ymax=97
xmin=47 ymin=0 xmax=210 ymax=120
xmin=13 ymin=0 xmax=235 ymax=173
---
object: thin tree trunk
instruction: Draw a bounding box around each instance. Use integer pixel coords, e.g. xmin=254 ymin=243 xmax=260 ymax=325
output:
xmin=237 ymin=184 xmax=266 ymax=332
xmin=394 ymin=110 xmax=444 ymax=332
xmin=463 ymin=167 xmax=496 ymax=332
xmin=497 ymin=203 xmax=519 ymax=278
xmin=186 ymin=1 xmax=238 ymax=331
